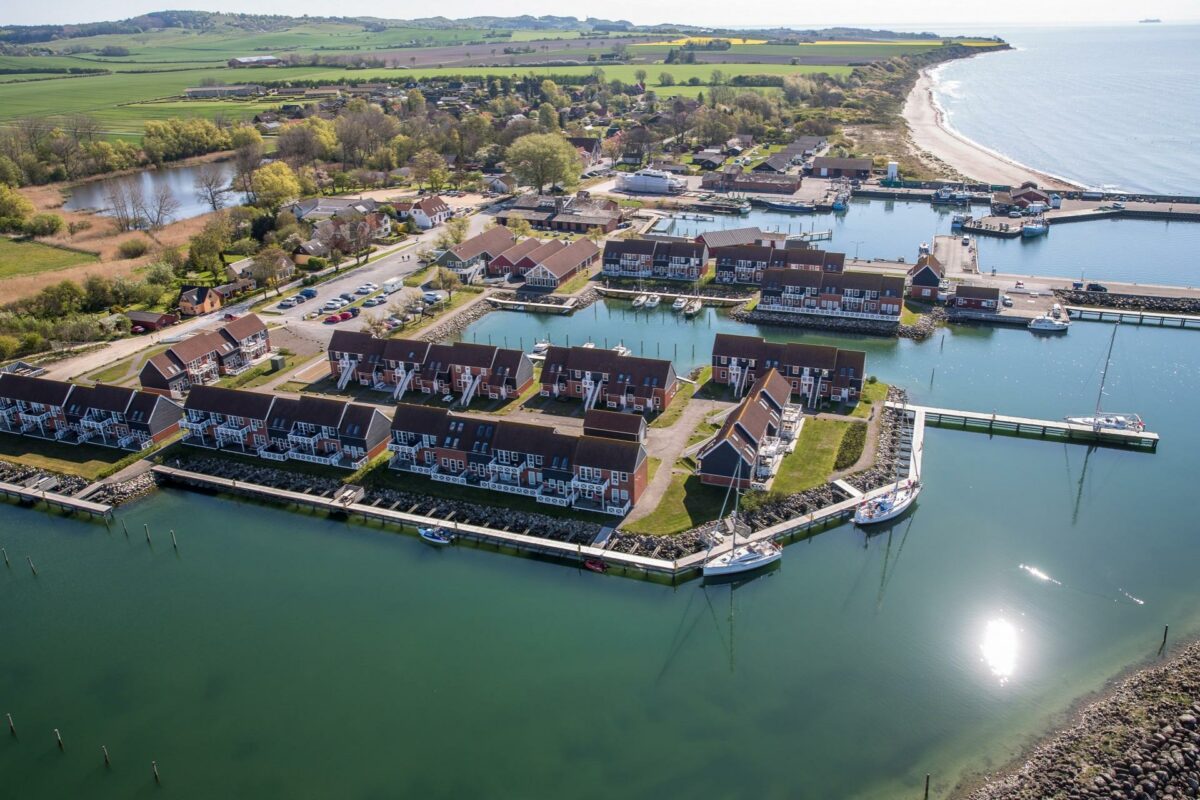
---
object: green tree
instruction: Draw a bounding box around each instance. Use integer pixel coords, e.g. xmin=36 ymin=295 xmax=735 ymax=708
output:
xmin=250 ymin=244 xmax=291 ymax=295
xmin=585 ymin=226 xmax=606 ymax=243
xmin=188 ymin=214 xmax=232 ymax=278
xmin=504 ymin=216 xmax=533 ymax=239
xmin=659 ymin=72 xmax=675 ymax=87
xmin=0 ymin=183 xmax=33 ymax=231
xmin=505 ymin=133 xmax=582 ymax=194
xmin=24 ymin=213 xmax=64 ymax=237
xmin=429 ymin=267 xmax=463 ymax=298
xmin=635 ymin=69 xmax=648 ymax=85
xmin=250 ymin=162 xmax=301 ymax=210
xmin=411 ymin=149 xmax=447 ymax=190
xmin=436 ymin=216 xmax=470 ymax=249
xmin=0 ymin=335 xmax=19 ymax=361
xmin=537 ymin=103 xmax=560 ymax=131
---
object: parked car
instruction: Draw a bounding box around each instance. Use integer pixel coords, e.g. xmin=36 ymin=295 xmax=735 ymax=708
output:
xmin=324 ymin=315 xmax=341 ymax=324
xmin=338 ymin=311 xmax=354 ymax=321
xmin=1002 ymin=295 xmax=1013 ymax=307
xmin=356 ymin=286 xmax=373 ymax=295
xmin=299 ymin=288 xmax=318 ymax=299
xmin=278 ymin=299 xmax=297 ymax=309
xmin=1014 ymin=280 xmax=1025 ymax=289
xmin=423 ymin=291 xmax=446 ymax=304
xmin=321 ymin=301 xmax=341 ymax=311
xmin=293 ymin=295 xmax=308 ymax=304
xmin=1086 ymin=283 xmax=1108 ymax=292
xmin=348 ymin=307 xmax=361 ymax=318
xmin=1007 ymin=210 xmax=1022 ymax=218
xmin=363 ymin=297 xmax=384 ymax=307
xmin=131 ymin=326 xmax=146 ymax=334
xmin=339 ymin=292 xmax=355 ymax=301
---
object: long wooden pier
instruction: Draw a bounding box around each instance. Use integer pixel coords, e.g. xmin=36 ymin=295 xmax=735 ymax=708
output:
xmin=1066 ymin=306 xmax=1200 ymax=329
xmin=886 ymin=402 xmax=1159 ymax=451
xmin=0 ymin=478 xmax=113 ymax=518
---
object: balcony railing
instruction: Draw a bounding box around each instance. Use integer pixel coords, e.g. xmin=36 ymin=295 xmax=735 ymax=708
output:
xmin=390 ymin=458 xmax=435 ymax=475
xmin=430 ymin=468 xmax=468 ymax=486
xmin=180 ymin=418 xmax=210 ymax=433
xmin=287 ymin=430 xmax=321 ymax=447
xmin=82 ymin=416 xmax=117 ymax=432
xmin=480 ymin=479 xmax=539 ymax=497
xmin=257 ymin=446 xmax=288 ymax=461
xmin=756 ymin=301 xmax=900 ymax=322
xmin=217 ymin=420 xmax=251 ymax=438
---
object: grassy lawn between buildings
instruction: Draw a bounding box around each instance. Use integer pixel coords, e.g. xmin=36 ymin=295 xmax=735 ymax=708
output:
xmin=650 ymin=366 xmax=712 ymax=429
xmin=0 ymin=429 xmax=182 ymax=481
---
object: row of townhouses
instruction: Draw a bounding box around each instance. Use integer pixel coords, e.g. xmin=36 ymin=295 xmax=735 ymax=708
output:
xmin=711 ymin=334 xmax=867 ymax=405
xmin=0 ymin=374 xmax=182 ymax=451
xmin=182 ymin=386 xmax=392 ymax=470
xmin=697 ymin=369 xmax=801 ymax=491
xmin=540 ymin=346 xmax=679 ymax=413
xmin=758 ymin=268 xmax=906 ymax=323
xmin=327 ymin=331 xmax=535 ymax=405
xmin=713 ymin=244 xmax=847 ymax=285
xmin=388 ymin=405 xmax=647 ymax=516
xmin=600 ymin=239 xmax=710 ymax=281
xmin=140 ymin=315 xmax=272 ymax=398
xmin=435 ymin=226 xmax=599 ymax=288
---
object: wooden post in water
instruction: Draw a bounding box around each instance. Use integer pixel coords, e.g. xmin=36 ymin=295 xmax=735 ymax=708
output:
xmin=144 ymin=524 xmax=151 ymax=543
xmin=1159 ymin=625 xmax=1169 ymax=656
xmin=170 ymin=530 xmax=178 ymax=550
xmin=55 ymin=728 xmax=64 ymax=751
xmin=102 ymin=745 xmax=111 ymax=767
xmin=27 ymin=557 xmax=37 ymax=576
xmin=7 ymin=713 xmax=14 ymax=736
xmin=2 ymin=547 xmax=8 ymax=567
xmin=924 ymin=773 xmax=930 ymax=799
xmin=121 ymin=519 xmax=129 ymax=537
xmin=152 ymin=761 xmax=160 ymax=784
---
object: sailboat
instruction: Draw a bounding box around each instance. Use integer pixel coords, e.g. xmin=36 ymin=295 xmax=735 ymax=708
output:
xmin=631 ymin=293 xmax=648 ymax=308
xmin=856 ymin=406 xmax=921 ymax=525
xmin=1065 ymin=322 xmax=1145 ymax=432
xmin=702 ymin=455 xmax=782 ymax=578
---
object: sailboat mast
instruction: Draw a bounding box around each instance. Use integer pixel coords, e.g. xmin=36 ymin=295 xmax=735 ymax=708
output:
xmin=1095 ymin=322 xmax=1119 ymax=416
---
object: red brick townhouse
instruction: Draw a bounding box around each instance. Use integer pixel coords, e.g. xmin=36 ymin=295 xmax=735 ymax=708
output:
xmin=698 ymin=369 xmax=796 ymax=490
xmin=182 ymin=386 xmax=390 ymax=470
xmin=601 ymin=239 xmax=710 ymax=281
xmin=388 ymin=404 xmax=648 ymax=516
xmin=0 ymin=374 xmax=181 ymax=450
xmin=140 ymin=315 xmax=271 ymax=398
xmin=327 ymin=332 xmax=534 ymax=404
xmin=432 ymin=225 xmax=515 ymax=284
xmin=540 ymin=346 xmax=678 ymax=413
xmin=714 ymin=246 xmax=846 ymax=284
xmin=523 ymin=239 xmax=599 ymax=289
xmin=758 ymin=268 xmax=905 ymax=323
xmin=485 ymin=237 xmax=546 ymax=277
xmin=711 ymin=333 xmax=867 ymax=406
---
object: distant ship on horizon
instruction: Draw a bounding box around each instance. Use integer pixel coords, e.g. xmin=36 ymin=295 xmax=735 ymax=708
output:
xmin=1138 ymin=18 xmax=1162 ymax=23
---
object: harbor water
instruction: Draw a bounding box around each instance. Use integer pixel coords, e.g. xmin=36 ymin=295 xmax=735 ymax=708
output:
xmin=662 ymin=200 xmax=1200 ymax=287
xmin=4 ymin=318 xmax=1200 ymax=798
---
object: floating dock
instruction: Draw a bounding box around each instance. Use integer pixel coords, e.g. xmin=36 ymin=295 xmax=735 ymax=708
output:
xmin=0 ymin=479 xmax=113 ymax=518
xmin=885 ymin=402 xmax=1159 ymax=451
xmin=1066 ymin=306 xmax=1200 ymax=329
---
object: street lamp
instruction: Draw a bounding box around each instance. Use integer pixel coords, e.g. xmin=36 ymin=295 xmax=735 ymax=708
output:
xmin=850 ymin=240 xmax=866 ymax=261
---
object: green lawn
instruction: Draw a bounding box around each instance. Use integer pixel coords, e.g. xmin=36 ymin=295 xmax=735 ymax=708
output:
xmin=552 ymin=267 xmax=594 ymax=296
xmin=87 ymin=343 xmax=171 ymax=385
xmin=217 ymin=349 xmax=299 ymax=390
xmin=849 ymin=380 xmax=889 ymax=419
xmin=770 ymin=418 xmax=851 ymax=496
xmin=650 ymin=366 xmax=711 ymax=429
xmin=0 ymin=429 xmax=181 ymax=480
xmin=621 ymin=469 xmax=728 ymax=536
xmin=0 ymin=238 xmax=98 ymax=279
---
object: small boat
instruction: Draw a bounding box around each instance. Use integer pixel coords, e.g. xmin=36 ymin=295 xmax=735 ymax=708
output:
xmin=1028 ymin=315 xmax=1069 ymax=332
xmin=631 ymin=293 xmax=648 ymax=308
xmin=855 ymin=480 xmax=921 ymax=525
xmin=672 ymin=296 xmax=688 ymax=312
xmin=418 ymin=527 xmax=455 ymax=546
xmin=644 ymin=293 xmax=661 ymax=309
xmin=1065 ymin=322 xmax=1145 ymax=432
xmin=612 ymin=343 xmax=631 ymax=356
xmin=763 ymin=199 xmax=816 ymax=213
xmin=684 ymin=299 xmax=702 ymax=317
xmin=1022 ymin=217 xmax=1049 ymax=237
xmin=951 ymin=213 xmax=968 ymax=229
xmin=581 ymin=341 xmax=596 ymax=349
xmin=583 ymin=559 xmax=608 ymax=573
xmin=703 ymin=540 xmax=782 ymax=577
xmin=531 ymin=339 xmax=551 ymax=355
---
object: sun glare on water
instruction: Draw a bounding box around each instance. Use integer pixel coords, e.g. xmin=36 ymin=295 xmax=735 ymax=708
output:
xmin=981 ymin=619 xmax=1018 ymax=684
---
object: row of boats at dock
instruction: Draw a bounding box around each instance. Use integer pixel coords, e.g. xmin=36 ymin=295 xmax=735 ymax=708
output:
xmin=631 ymin=293 xmax=703 ymax=316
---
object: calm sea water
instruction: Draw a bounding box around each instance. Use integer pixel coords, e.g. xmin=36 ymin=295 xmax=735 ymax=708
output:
xmin=5 ymin=315 xmax=1200 ymax=799
xmin=931 ymin=24 xmax=1200 ymax=195
xmin=64 ymin=161 xmax=246 ymax=223
xmin=665 ymin=202 xmax=1200 ymax=287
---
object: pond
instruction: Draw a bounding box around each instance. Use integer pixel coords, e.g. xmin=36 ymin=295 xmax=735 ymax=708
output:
xmin=63 ymin=161 xmax=247 ymax=224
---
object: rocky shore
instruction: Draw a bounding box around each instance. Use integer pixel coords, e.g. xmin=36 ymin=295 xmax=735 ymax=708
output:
xmin=415 ymin=295 xmax=494 ymax=342
xmin=90 ymin=472 xmax=158 ymax=505
xmin=732 ymin=308 xmax=908 ymax=338
xmin=960 ymin=640 xmax=1200 ymax=800
xmin=1054 ymin=289 xmax=1200 ymax=315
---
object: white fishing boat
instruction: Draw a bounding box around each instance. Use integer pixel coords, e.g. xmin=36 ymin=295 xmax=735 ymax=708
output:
xmin=631 ymin=293 xmax=648 ymax=308
xmin=672 ymin=296 xmax=688 ymax=312
xmin=683 ymin=299 xmax=703 ymax=317
xmin=951 ymin=213 xmax=969 ymax=229
xmin=1022 ymin=217 xmax=1049 ymax=237
xmin=531 ymin=339 xmax=551 ymax=355
xmin=644 ymin=293 xmax=661 ymax=308
xmin=1065 ymin=322 xmax=1145 ymax=432
xmin=418 ymin=527 xmax=455 ymax=546
xmin=854 ymin=479 xmax=921 ymax=525
xmin=612 ymin=343 xmax=631 ymax=356
xmin=1028 ymin=315 xmax=1069 ymax=332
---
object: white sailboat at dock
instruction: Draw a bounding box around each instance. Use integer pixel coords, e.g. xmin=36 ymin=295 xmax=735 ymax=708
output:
xmin=1065 ymin=322 xmax=1145 ymax=432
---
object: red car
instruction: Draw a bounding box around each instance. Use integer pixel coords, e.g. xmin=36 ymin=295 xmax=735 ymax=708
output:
xmin=337 ymin=311 xmax=354 ymax=321
xmin=324 ymin=314 xmax=341 ymax=324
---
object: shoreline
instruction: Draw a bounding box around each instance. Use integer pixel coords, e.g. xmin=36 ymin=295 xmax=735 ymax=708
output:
xmin=903 ymin=64 xmax=1083 ymax=191
xmin=953 ymin=638 xmax=1200 ymax=799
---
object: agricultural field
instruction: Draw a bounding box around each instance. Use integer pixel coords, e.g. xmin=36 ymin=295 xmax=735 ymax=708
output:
xmin=0 ymin=238 xmax=98 ymax=280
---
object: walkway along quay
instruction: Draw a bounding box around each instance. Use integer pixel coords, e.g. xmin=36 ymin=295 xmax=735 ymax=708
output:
xmin=1066 ymin=306 xmax=1200 ymax=329
xmin=596 ymin=286 xmax=750 ymax=306
xmin=0 ymin=478 xmax=113 ymax=519
xmin=886 ymin=402 xmax=1160 ymax=451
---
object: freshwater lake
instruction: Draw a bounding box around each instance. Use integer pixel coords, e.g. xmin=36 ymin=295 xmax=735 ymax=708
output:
xmin=5 ymin=315 xmax=1199 ymax=799
xmin=664 ymin=200 xmax=1200 ymax=288
xmin=63 ymin=161 xmax=245 ymax=223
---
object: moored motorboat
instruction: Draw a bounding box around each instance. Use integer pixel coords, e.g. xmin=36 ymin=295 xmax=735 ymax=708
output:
xmin=644 ymin=293 xmax=661 ymax=308
xmin=581 ymin=341 xmax=596 ymax=349
xmin=672 ymin=296 xmax=688 ymax=311
xmin=612 ymin=343 xmax=631 ymax=356
xmin=854 ymin=480 xmax=921 ymax=525
xmin=1022 ymin=217 xmax=1049 ymax=237
xmin=631 ymin=293 xmax=648 ymax=308
xmin=1028 ymin=315 xmax=1069 ymax=332
xmin=702 ymin=540 xmax=782 ymax=577
xmin=763 ymin=199 xmax=816 ymax=213
xmin=532 ymin=339 xmax=551 ymax=355
xmin=583 ymin=559 xmax=608 ymax=573
xmin=418 ymin=527 xmax=455 ymax=546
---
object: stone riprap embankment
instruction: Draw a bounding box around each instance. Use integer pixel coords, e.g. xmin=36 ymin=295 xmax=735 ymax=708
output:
xmin=91 ymin=472 xmax=158 ymax=505
xmin=0 ymin=458 xmax=87 ymax=495
xmin=732 ymin=308 xmax=906 ymax=338
xmin=168 ymin=455 xmax=600 ymax=544
xmin=960 ymin=641 xmax=1200 ymax=800
xmin=900 ymin=307 xmax=946 ymax=340
xmin=1054 ymin=289 xmax=1200 ymax=315
xmin=845 ymin=387 xmax=910 ymax=493
xmin=416 ymin=297 xmax=493 ymax=342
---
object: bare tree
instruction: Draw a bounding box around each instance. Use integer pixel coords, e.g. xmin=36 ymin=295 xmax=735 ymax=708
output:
xmin=232 ymin=141 xmax=264 ymax=196
xmin=135 ymin=184 xmax=180 ymax=231
xmin=193 ymin=164 xmax=231 ymax=212
xmin=105 ymin=183 xmax=142 ymax=232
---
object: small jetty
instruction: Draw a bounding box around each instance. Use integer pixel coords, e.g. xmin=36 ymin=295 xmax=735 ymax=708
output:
xmin=488 ymin=296 xmax=576 ymax=315
xmin=0 ymin=478 xmax=113 ymax=518
xmin=885 ymin=402 xmax=1159 ymax=451
xmin=1066 ymin=306 xmax=1200 ymax=329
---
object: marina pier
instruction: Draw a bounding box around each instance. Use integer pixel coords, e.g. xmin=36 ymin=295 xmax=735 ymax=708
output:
xmin=0 ymin=478 xmax=113 ymax=519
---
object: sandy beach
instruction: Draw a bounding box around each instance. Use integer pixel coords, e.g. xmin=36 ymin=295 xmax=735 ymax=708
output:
xmin=903 ymin=68 xmax=1080 ymax=190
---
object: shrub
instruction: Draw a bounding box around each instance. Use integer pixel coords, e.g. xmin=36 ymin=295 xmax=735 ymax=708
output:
xmin=24 ymin=213 xmax=64 ymax=237
xmin=834 ymin=422 xmax=868 ymax=470
xmin=305 ymin=256 xmax=328 ymax=270
xmin=227 ymin=237 xmax=259 ymax=256
xmin=67 ymin=220 xmax=93 ymax=236
xmin=117 ymin=237 xmax=150 ymax=259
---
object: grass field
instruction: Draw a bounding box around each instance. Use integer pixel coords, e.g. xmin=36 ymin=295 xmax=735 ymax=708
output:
xmin=621 ymin=470 xmax=727 ymax=536
xmin=0 ymin=238 xmax=99 ymax=280
xmin=770 ymin=418 xmax=850 ymax=496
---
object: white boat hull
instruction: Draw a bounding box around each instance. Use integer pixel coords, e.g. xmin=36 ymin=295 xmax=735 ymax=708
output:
xmin=854 ymin=483 xmax=920 ymax=525
xmin=702 ymin=541 xmax=782 ymax=577
xmin=1064 ymin=414 xmax=1144 ymax=432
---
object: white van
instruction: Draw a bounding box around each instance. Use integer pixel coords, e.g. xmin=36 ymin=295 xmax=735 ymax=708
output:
xmin=382 ymin=278 xmax=403 ymax=295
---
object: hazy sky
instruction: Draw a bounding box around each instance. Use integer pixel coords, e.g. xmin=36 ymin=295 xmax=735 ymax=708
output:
xmin=4 ymin=0 xmax=1194 ymax=28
